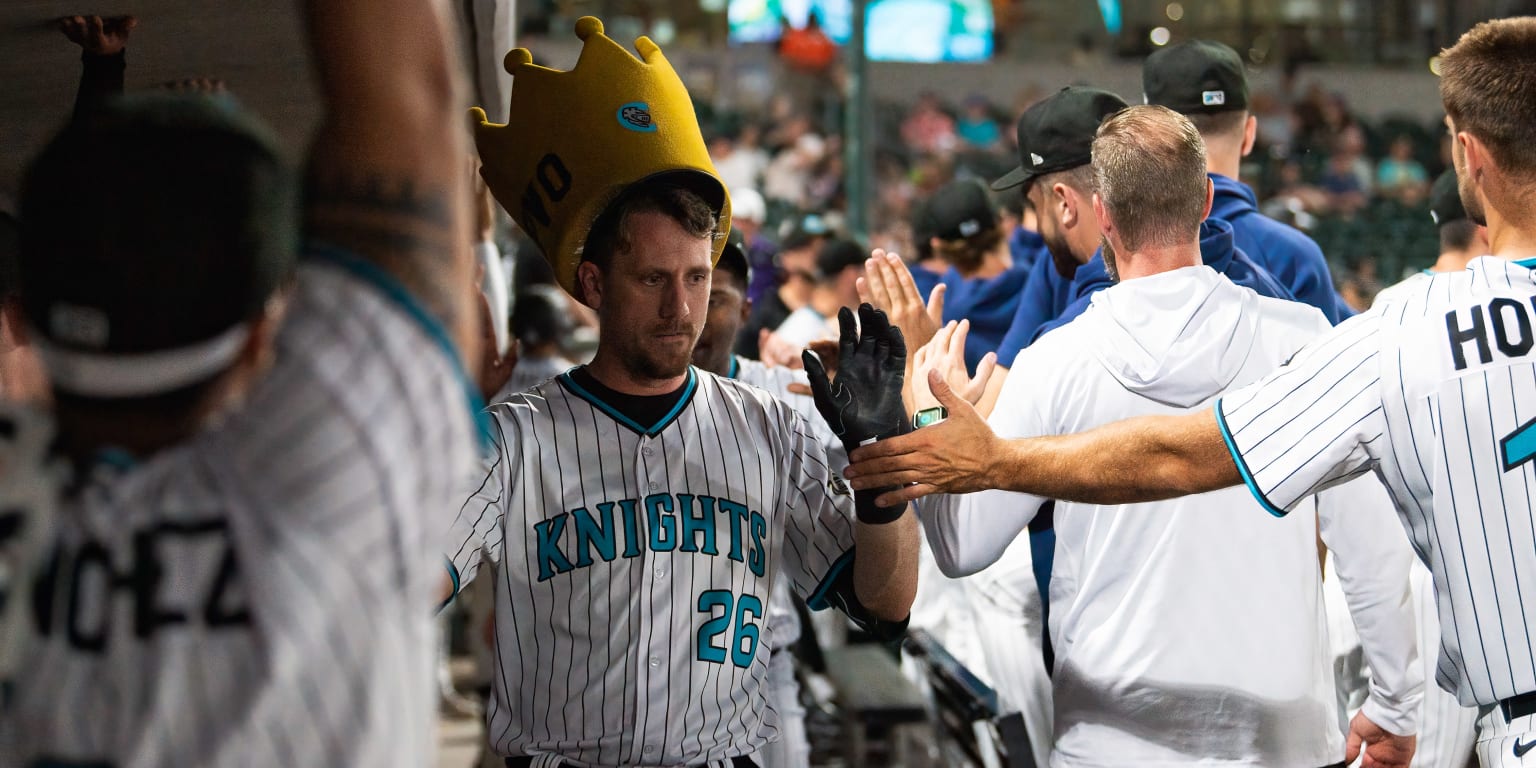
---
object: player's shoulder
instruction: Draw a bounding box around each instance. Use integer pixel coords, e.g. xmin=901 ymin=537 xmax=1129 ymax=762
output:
xmin=1252 ymin=291 xmax=1333 ymax=336
xmin=697 ymin=367 xmax=809 ymax=429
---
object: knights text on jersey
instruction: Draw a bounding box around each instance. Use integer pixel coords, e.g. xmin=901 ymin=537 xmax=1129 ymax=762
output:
xmin=2 ymin=256 xmax=479 ymax=767
xmin=1217 ymin=255 xmax=1536 ymax=706
xmin=445 ymin=368 xmax=859 ymax=765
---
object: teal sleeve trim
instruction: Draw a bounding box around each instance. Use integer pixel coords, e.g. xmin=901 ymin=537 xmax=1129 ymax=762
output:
xmin=806 ymin=549 xmax=856 ymax=611
xmin=306 ymin=244 xmax=492 ymax=449
xmin=437 ymin=557 xmax=461 ymax=614
xmin=1214 ymin=398 xmax=1290 ymax=518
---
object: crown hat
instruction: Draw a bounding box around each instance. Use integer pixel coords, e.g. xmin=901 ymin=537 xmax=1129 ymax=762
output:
xmin=472 ymin=17 xmax=732 ymax=300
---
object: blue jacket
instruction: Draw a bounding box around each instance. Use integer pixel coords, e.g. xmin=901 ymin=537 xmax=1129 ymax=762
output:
xmin=994 ymin=247 xmax=1075 ymax=367
xmin=909 ymin=264 xmax=945 ymax=301
xmin=1008 ymin=226 xmax=1050 ymax=275
xmin=1031 ymin=218 xmax=1296 ymax=342
xmin=939 ymin=263 xmax=1031 ymax=373
xmin=1208 ymin=173 xmax=1352 ymax=324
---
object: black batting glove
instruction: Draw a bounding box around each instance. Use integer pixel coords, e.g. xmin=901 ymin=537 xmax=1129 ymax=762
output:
xmin=803 ymin=304 xmax=911 ymax=523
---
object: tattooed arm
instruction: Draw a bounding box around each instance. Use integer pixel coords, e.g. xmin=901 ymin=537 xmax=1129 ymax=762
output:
xmin=302 ymin=0 xmax=478 ymax=366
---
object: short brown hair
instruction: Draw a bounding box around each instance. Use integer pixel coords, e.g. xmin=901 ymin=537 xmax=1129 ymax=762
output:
xmin=1185 ymin=109 xmax=1248 ymax=140
xmin=934 ymin=227 xmax=1004 ymax=273
xmin=1091 ymin=105 xmax=1208 ymax=251
xmin=582 ymin=177 xmax=718 ymax=271
xmin=1440 ymin=18 xmax=1536 ymax=179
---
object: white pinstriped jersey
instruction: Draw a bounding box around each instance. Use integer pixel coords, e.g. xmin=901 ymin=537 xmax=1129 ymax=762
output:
xmin=1 ymin=254 xmax=480 ymax=767
xmin=446 ymin=367 xmax=860 ymax=765
xmin=730 ymin=355 xmax=847 ymax=651
xmin=1218 ymin=255 xmax=1536 ymax=706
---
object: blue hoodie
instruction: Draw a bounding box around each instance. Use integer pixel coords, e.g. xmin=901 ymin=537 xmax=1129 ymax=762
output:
xmin=910 ymin=264 xmax=945 ymax=300
xmin=1031 ymin=218 xmax=1295 ymax=343
xmin=1208 ymin=173 xmax=1352 ymax=324
xmin=994 ymin=246 xmax=1075 ymax=367
xmin=1009 ymin=226 xmax=1050 ymax=274
xmin=939 ymin=263 xmax=1032 ymax=372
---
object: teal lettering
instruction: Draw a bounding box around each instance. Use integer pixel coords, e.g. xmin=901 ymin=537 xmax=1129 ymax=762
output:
xmin=720 ymin=498 xmax=749 ymax=563
xmin=646 ymin=494 xmax=677 ymax=552
xmin=535 ymin=515 xmax=575 ymax=582
xmin=679 ymin=494 xmax=719 ymax=555
xmin=573 ymin=505 xmax=617 ymax=567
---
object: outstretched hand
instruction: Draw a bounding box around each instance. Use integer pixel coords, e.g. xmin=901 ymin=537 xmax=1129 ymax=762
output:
xmin=1345 ymin=712 xmax=1415 ymax=768
xmin=857 ymin=249 xmax=944 ymax=354
xmin=802 ymin=304 xmax=909 ymax=451
xmin=910 ymin=319 xmax=996 ymax=413
xmin=60 ymin=15 xmax=136 ymax=56
xmin=844 ymin=368 xmax=1002 ymax=506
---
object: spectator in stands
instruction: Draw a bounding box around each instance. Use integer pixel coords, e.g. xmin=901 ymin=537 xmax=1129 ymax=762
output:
xmin=1319 ymin=127 xmax=1373 ymax=216
xmin=777 ymin=11 xmax=838 ymax=74
xmin=901 ymin=92 xmax=958 ymax=155
xmin=762 ymin=132 xmax=825 ymax=209
xmin=1250 ymin=88 xmax=1295 ymax=155
xmin=955 ymin=94 xmax=1002 ymax=149
xmin=729 ymin=188 xmax=780 ymax=307
xmin=711 ymin=129 xmax=769 ymax=195
xmin=1376 ymin=134 xmax=1429 ymax=202
xmin=1143 ymin=40 xmax=1352 ymax=323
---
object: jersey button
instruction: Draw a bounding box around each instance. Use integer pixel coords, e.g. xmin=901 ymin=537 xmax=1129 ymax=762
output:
xmin=654 ymin=565 xmax=666 ymax=578
xmin=649 ymin=481 xmax=659 ymax=490
xmin=643 ymin=745 xmax=657 ymax=754
xmin=642 ymin=447 xmax=653 ymax=456
xmin=649 ymin=656 xmax=661 ymax=668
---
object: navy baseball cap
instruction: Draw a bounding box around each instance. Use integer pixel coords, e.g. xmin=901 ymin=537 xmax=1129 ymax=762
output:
xmin=1429 ymin=170 xmax=1468 ymax=227
xmin=992 ymin=87 xmax=1128 ymax=191
xmin=927 ymin=180 xmax=997 ymax=241
xmin=1143 ymin=40 xmax=1249 ymax=114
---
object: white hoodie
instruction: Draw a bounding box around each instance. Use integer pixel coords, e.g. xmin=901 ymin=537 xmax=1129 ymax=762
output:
xmin=920 ymin=265 xmax=1421 ymax=767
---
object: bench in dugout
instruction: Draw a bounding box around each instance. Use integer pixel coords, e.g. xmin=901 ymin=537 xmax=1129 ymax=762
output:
xmin=903 ymin=629 xmax=1038 ymax=768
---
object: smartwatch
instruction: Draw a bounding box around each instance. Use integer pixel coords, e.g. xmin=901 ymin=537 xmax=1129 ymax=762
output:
xmin=913 ymin=406 xmax=948 ymax=429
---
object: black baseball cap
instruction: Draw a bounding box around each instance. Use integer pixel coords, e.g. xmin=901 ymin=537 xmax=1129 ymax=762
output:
xmin=927 ymin=180 xmax=998 ymax=241
xmin=816 ymin=238 xmax=867 ymax=278
xmin=716 ymin=228 xmax=751 ymax=289
xmin=1429 ymin=170 xmax=1468 ymax=228
xmin=19 ymin=94 xmax=297 ymax=399
xmin=992 ymin=87 xmax=1128 ymax=191
xmin=1143 ymin=40 xmax=1249 ymax=115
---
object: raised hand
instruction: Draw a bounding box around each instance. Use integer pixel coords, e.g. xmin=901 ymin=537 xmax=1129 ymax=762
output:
xmin=59 ymin=15 xmax=136 ymax=56
xmin=856 ymin=249 xmax=945 ymax=354
xmin=911 ymin=319 xmax=997 ymax=412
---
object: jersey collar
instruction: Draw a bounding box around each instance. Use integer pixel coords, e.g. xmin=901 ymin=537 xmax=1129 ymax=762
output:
xmin=557 ymin=367 xmax=699 ymax=438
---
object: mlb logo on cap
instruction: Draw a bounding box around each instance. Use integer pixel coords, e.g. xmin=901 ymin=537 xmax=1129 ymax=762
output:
xmin=1202 ymin=90 xmax=1226 ymax=106
xmin=1030 ymin=152 xmax=1044 ymax=166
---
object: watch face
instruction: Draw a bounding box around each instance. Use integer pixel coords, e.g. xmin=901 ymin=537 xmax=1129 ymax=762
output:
xmin=914 ymin=406 xmax=947 ymax=428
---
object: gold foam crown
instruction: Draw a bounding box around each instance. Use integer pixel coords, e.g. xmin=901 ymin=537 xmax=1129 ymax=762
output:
xmin=473 ymin=17 xmax=732 ymax=298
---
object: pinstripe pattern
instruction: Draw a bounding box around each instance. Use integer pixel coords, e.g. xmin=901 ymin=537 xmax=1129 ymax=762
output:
xmin=1219 ymin=256 xmax=1536 ymax=708
xmin=446 ymin=368 xmax=857 ymax=765
xmin=1 ymin=261 xmax=478 ymax=767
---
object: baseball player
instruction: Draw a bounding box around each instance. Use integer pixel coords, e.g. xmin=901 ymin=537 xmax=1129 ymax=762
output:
xmin=904 ymin=105 xmax=1421 ymax=767
xmin=847 ymin=17 xmax=1536 ymax=768
xmin=0 ymin=0 xmax=484 ymax=764
xmin=451 ymin=20 xmax=918 ymax=766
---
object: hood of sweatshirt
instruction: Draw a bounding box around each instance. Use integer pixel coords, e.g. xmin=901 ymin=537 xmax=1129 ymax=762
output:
xmin=1086 ymin=265 xmax=1262 ymax=408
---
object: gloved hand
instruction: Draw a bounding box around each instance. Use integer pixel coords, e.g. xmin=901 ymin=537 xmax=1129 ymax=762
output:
xmin=803 ymin=304 xmax=910 ymax=523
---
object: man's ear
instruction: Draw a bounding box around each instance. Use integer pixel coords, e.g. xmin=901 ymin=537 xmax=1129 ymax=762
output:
xmin=1241 ymin=114 xmax=1258 ymax=157
xmin=1054 ymin=182 xmax=1078 ymax=229
xmin=1092 ymin=192 xmax=1111 ymax=239
xmin=577 ymin=261 xmax=604 ymax=311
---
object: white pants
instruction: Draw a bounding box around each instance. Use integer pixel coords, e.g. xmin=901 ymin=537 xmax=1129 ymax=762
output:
xmin=1475 ymin=706 xmax=1536 ymax=767
xmin=758 ymin=650 xmax=809 ymax=768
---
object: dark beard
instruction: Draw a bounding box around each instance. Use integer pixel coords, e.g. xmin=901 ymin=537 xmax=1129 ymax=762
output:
xmin=1046 ymin=229 xmax=1080 ymax=280
xmin=620 ymin=338 xmax=694 ymax=382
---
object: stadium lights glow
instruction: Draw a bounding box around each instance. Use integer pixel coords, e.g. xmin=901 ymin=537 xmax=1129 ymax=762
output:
xmin=1166 ymin=3 xmax=1184 ymax=21
xmin=1150 ymin=26 xmax=1171 ymax=46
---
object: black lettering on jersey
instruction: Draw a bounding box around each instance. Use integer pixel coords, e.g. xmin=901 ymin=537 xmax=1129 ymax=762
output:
xmin=31 ymin=518 xmax=251 ymax=653
xmin=1447 ymin=305 xmax=1493 ymax=371
xmin=1448 ymin=299 xmax=1536 ymax=370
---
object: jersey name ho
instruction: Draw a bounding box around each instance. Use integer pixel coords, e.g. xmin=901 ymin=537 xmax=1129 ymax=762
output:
xmin=1218 ymin=255 xmax=1536 ymax=706
xmin=2 ymin=253 xmax=480 ymax=767
xmin=446 ymin=367 xmax=860 ymax=765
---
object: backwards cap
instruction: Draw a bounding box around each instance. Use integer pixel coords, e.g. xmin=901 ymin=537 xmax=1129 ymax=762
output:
xmin=473 ymin=17 xmax=731 ymax=299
